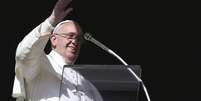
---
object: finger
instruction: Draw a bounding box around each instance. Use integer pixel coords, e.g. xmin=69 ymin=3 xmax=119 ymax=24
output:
xmin=55 ymin=0 xmax=72 ymax=10
xmin=60 ymin=0 xmax=72 ymax=7
xmin=64 ymin=8 xmax=73 ymax=15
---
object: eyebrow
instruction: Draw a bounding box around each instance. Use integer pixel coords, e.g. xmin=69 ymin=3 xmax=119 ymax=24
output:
xmin=58 ymin=32 xmax=79 ymax=36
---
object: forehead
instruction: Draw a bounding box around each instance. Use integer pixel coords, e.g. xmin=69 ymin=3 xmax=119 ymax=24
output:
xmin=55 ymin=22 xmax=81 ymax=35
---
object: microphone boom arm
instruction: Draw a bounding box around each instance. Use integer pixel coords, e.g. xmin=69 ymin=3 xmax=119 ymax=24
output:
xmin=84 ymin=32 xmax=151 ymax=101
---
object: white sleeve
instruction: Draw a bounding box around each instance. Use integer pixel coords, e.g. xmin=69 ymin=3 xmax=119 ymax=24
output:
xmin=15 ymin=18 xmax=54 ymax=81
xmin=12 ymin=19 xmax=54 ymax=99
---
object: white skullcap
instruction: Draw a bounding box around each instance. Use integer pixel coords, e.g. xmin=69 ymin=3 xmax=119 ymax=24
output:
xmin=52 ymin=20 xmax=74 ymax=34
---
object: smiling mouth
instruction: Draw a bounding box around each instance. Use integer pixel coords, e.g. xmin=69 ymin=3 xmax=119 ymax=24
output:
xmin=67 ymin=46 xmax=77 ymax=53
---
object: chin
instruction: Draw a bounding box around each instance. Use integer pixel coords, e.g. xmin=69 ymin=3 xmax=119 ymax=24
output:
xmin=65 ymin=53 xmax=77 ymax=63
xmin=65 ymin=60 xmax=74 ymax=65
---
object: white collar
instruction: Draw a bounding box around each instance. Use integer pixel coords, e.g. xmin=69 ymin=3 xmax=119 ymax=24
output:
xmin=49 ymin=50 xmax=67 ymax=68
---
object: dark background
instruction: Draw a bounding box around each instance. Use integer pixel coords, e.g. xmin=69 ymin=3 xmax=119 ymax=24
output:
xmin=1 ymin=0 xmax=200 ymax=101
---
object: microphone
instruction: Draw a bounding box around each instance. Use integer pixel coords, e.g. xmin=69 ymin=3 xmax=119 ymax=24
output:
xmin=84 ymin=32 xmax=110 ymax=52
xmin=83 ymin=32 xmax=151 ymax=101
xmin=83 ymin=32 xmax=142 ymax=81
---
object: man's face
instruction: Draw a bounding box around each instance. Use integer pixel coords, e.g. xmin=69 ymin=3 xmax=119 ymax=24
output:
xmin=51 ymin=22 xmax=82 ymax=64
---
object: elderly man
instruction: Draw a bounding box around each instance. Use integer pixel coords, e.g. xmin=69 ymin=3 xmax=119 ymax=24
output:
xmin=12 ymin=0 xmax=103 ymax=101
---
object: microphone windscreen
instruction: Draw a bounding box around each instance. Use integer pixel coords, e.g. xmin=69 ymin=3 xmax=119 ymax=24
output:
xmin=83 ymin=32 xmax=92 ymax=40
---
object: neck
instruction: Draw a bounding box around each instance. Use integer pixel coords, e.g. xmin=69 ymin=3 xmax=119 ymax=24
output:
xmin=52 ymin=49 xmax=76 ymax=65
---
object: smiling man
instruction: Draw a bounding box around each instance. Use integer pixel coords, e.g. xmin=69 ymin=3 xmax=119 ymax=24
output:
xmin=12 ymin=0 xmax=103 ymax=101
xmin=51 ymin=20 xmax=82 ymax=64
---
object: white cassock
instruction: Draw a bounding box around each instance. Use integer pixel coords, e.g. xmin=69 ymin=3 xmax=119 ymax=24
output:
xmin=12 ymin=19 xmax=103 ymax=101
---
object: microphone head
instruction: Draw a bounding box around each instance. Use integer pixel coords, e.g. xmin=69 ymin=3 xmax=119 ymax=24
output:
xmin=84 ymin=32 xmax=92 ymax=41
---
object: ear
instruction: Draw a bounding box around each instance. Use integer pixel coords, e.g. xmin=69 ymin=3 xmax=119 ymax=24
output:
xmin=50 ymin=35 xmax=57 ymax=48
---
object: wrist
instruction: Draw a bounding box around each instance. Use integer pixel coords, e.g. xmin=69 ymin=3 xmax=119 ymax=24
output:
xmin=47 ymin=16 xmax=56 ymax=27
xmin=48 ymin=15 xmax=61 ymax=27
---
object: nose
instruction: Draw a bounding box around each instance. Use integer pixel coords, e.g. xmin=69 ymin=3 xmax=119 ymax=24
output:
xmin=71 ymin=38 xmax=79 ymax=46
xmin=71 ymin=38 xmax=77 ymax=43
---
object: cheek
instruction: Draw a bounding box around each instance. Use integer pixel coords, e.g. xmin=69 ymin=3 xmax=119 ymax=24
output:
xmin=57 ymin=39 xmax=69 ymax=47
xmin=59 ymin=40 xmax=65 ymax=46
xmin=64 ymin=40 xmax=71 ymax=47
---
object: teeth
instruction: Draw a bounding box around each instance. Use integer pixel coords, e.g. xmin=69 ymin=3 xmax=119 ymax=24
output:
xmin=66 ymin=45 xmax=77 ymax=52
xmin=68 ymin=47 xmax=76 ymax=52
xmin=70 ymin=46 xmax=75 ymax=49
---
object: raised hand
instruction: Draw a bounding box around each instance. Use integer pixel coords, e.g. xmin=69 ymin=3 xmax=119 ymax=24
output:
xmin=48 ymin=0 xmax=73 ymax=26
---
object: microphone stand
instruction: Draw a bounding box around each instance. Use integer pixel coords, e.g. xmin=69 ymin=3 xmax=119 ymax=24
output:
xmin=84 ymin=33 xmax=151 ymax=101
xmin=108 ymin=49 xmax=151 ymax=101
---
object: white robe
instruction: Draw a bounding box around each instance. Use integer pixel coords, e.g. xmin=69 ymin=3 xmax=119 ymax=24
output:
xmin=12 ymin=19 xmax=103 ymax=101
